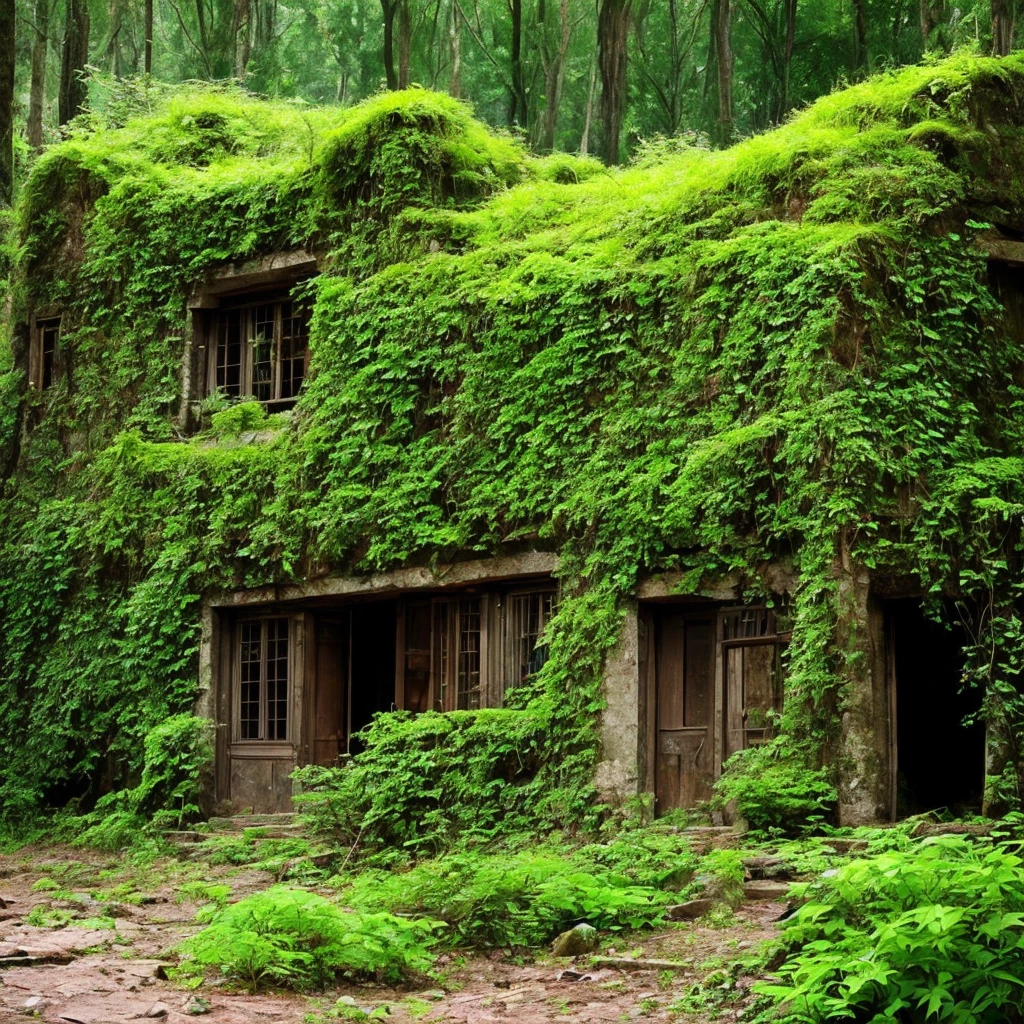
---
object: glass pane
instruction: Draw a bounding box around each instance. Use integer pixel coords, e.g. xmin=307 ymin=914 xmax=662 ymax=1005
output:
xmin=265 ymin=618 xmax=289 ymax=740
xmin=239 ymin=620 xmax=262 ymax=740
xmin=457 ymin=599 xmax=481 ymax=710
xmin=279 ymin=301 xmax=309 ymax=400
xmin=216 ymin=311 xmax=242 ymax=396
xmin=251 ymin=305 xmax=275 ymax=402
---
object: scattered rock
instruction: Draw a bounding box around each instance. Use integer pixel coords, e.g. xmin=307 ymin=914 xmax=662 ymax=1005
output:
xmin=666 ymin=898 xmax=714 ymax=921
xmin=825 ymin=838 xmax=868 ymax=855
xmin=552 ymin=922 xmax=599 ymax=957
xmin=0 ymin=894 xmax=17 ymax=908
xmin=142 ymin=1002 xmax=170 ymax=1018
xmin=556 ymin=969 xmax=594 ymax=982
xmin=182 ymin=994 xmax=211 ymax=1015
xmin=743 ymin=856 xmax=795 ymax=881
xmin=23 ymin=995 xmax=49 ymax=1010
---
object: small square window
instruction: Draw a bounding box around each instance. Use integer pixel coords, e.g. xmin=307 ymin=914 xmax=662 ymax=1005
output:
xmin=208 ymin=296 xmax=310 ymax=407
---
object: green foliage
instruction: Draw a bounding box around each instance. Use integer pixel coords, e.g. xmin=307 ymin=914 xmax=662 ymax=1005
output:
xmin=758 ymin=836 xmax=1024 ymax=1023
xmin=210 ymin=400 xmax=270 ymax=438
xmin=175 ymin=885 xmax=440 ymax=990
xmin=714 ymin=747 xmax=837 ymax=834
xmin=339 ymin=844 xmax=676 ymax=948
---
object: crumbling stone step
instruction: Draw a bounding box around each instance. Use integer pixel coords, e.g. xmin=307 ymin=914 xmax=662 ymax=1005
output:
xmin=743 ymin=880 xmax=791 ymax=902
xmin=206 ymin=813 xmax=296 ymax=831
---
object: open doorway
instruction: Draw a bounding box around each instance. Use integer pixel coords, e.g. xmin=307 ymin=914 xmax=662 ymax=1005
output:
xmin=888 ymin=601 xmax=985 ymax=818
xmin=348 ymin=601 xmax=397 ymax=754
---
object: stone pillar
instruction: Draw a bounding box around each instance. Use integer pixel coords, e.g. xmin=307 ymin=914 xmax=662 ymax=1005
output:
xmin=835 ymin=560 xmax=889 ymax=824
xmin=594 ymin=599 xmax=643 ymax=804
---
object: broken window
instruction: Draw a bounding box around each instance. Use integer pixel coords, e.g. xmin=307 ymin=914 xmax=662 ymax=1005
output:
xmin=209 ymin=297 xmax=309 ymax=407
xmin=504 ymin=590 xmax=556 ymax=690
xmin=239 ymin=617 xmax=289 ymax=741
xmin=32 ymin=317 xmax=61 ymax=390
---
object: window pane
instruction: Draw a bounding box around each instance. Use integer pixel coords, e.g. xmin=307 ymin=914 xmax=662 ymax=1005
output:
xmin=457 ymin=599 xmax=481 ymax=710
xmin=508 ymin=592 xmax=553 ymax=690
xmin=266 ymin=618 xmax=289 ymax=740
xmin=251 ymin=305 xmax=275 ymax=402
xmin=240 ymin=620 xmax=262 ymax=740
xmin=216 ymin=311 xmax=243 ymax=396
xmin=40 ymin=319 xmax=60 ymax=389
xmin=279 ymin=301 xmax=309 ymax=400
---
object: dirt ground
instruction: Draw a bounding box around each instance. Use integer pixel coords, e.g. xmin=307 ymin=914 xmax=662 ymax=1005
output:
xmin=0 ymin=846 xmax=783 ymax=1024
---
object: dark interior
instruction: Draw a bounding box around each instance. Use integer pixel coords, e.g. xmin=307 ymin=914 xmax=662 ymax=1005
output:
xmin=891 ymin=601 xmax=985 ymax=817
xmin=347 ymin=601 xmax=397 ymax=754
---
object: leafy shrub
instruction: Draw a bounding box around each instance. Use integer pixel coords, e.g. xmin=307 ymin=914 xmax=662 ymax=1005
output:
xmin=210 ymin=401 xmax=269 ymax=438
xmin=758 ymin=835 xmax=1024 ymax=1023
xmin=175 ymin=885 xmax=439 ymax=991
xmin=714 ymin=747 xmax=836 ymax=834
xmin=341 ymin=848 xmax=673 ymax=948
xmin=53 ymin=714 xmax=213 ymax=850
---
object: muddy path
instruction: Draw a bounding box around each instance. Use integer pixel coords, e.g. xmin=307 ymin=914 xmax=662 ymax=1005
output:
xmin=0 ymin=847 xmax=782 ymax=1024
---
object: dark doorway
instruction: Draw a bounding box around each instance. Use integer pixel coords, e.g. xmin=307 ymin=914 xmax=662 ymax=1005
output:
xmin=348 ymin=601 xmax=397 ymax=754
xmin=889 ymin=601 xmax=985 ymax=817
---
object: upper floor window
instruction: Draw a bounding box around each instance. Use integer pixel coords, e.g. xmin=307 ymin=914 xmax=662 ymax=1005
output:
xmin=209 ymin=297 xmax=309 ymax=408
xmin=31 ymin=316 xmax=61 ymax=390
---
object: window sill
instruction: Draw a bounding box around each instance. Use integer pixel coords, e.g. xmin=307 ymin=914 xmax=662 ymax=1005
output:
xmin=230 ymin=742 xmax=294 ymax=759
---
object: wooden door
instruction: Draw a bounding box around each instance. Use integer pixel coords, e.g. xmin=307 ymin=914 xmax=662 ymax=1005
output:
xmin=312 ymin=617 xmax=347 ymax=765
xmin=654 ymin=610 xmax=716 ymax=812
xmin=722 ymin=608 xmax=784 ymax=760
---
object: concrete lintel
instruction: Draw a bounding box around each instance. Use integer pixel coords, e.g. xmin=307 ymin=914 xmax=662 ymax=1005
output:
xmin=979 ymin=235 xmax=1024 ymax=266
xmin=188 ymin=250 xmax=319 ymax=308
xmin=207 ymin=550 xmax=560 ymax=609
xmin=637 ymin=572 xmax=742 ymax=602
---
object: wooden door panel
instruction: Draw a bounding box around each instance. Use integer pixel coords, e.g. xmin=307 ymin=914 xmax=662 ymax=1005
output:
xmin=655 ymin=612 xmax=716 ymax=813
xmin=313 ymin=618 xmax=346 ymax=765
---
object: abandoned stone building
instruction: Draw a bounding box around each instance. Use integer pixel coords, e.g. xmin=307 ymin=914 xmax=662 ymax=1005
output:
xmin=11 ymin=60 xmax=1024 ymax=831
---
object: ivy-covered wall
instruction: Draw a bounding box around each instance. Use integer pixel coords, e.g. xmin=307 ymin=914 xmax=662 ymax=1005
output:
xmin=4 ymin=54 xmax=1024 ymax=833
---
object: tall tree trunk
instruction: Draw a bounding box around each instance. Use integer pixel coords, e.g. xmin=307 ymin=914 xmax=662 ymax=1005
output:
xmin=579 ymin=52 xmax=596 ymax=155
xmin=144 ymin=0 xmax=153 ymax=71
xmin=232 ymin=0 xmax=250 ymax=78
xmin=0 ymin=0 xmax=12 ymax=206
xmin=449 ymin=0 xmax=461 ymax=96
xmin=993 ymin=0 xmax=1014 ymax=54
xmin=382 ymin=0 xmax=398 ymax=88
xmin=28 ymin=0 xmax=48 ymax=150
xmin=58 ymin=0 xmax=89 ymax=126
xmin=597 ymin=0 xmax=630 ymax=164
xmin=781 ymin=0 xmax=796 ymax=112
xmin=509 ymin=0 xmax=525 ymax=124
xmin=919 ymin=0 xmax=945 ymax=46
xmin=711 ymin=0 xmax=732 ymax=144
xmin=398 ymin=0 xmax=411 ymax=86
xmin=540 ymin=0 xmax=570 ymax=150
xmin=852 ymin=0 xmax=868 ymax=71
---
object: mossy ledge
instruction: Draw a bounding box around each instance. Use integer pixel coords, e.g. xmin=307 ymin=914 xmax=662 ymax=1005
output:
xmin=4 ymin=53 xmax=1024 ymax=840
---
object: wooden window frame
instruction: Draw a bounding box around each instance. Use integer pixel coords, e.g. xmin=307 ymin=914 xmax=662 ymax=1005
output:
xmin=234 ymin=616 xmax=291 ymax=745
xmin=30 ymin=315 xmax=62 ymax=391
xmin=433 ymin=596 xmax=486 ymax=712
xmin=206 ymin=294 xmax=310 ymax=408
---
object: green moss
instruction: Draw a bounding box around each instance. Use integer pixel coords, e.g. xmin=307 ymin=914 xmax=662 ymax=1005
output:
xmin=5 ymin=54 xmax=1024 ymax=831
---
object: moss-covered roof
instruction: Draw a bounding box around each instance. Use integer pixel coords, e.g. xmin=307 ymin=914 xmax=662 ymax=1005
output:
xmin=4 ymin=53 xmax=1024 ymax=826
